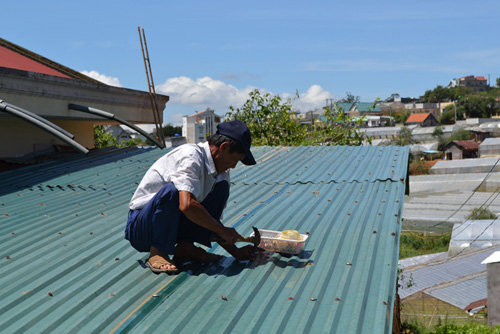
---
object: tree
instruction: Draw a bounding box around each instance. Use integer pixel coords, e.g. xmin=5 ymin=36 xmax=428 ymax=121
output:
xmin=338 ymin=92 xmax=360 ymax=103
xmin=423 ymin=85 xmax=450 ymax=103
xmin=118 ymin=138 xmax=144 ymax=148
xmin=423 ymin=85 xmax=473 ymax=103
xmin=450 ymin=128 xmax=471 ymax=141
xmin=226 ymin=89 xmax=368 ymax=146
xmin=306 ymin=106 xmax=369 ymax=146
xmin=438 ymin=106 xmax=454 ymax=125
xmin=227 ymin=89 xmax=305 ymax=146
xmin=385 ymin=93 xmax=400 ymax=102
xmin=94 ymin=125 xmax=117 ymax=149
xmin=391 ymin=127 xmax=417 ymax=146
xmin=432 ymin=125 xmax=443 ymax=137
xmin=161 ymin=123 xmax=182 ymax=137
xmin=392 ymin=110 xmax=411 ymax=124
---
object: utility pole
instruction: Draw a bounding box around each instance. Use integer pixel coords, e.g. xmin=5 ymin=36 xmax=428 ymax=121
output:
xmin=454 ymin=101 xmax=457 ymax=124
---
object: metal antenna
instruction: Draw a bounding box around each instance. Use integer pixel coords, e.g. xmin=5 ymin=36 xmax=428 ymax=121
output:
xmin=138 ymin=26 xmax=165 ymax=148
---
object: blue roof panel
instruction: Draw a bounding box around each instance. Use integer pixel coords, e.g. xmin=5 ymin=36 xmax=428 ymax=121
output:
xmin=0 ymin=144 xmax=409 ymax=334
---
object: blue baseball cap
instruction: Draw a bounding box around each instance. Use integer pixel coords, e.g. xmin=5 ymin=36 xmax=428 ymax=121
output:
xmin=217 ymin=120 xmax=256 ymax=165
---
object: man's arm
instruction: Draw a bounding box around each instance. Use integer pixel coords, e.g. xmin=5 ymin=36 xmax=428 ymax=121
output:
xmin=178 ymin=190 xmax=241 ymax=244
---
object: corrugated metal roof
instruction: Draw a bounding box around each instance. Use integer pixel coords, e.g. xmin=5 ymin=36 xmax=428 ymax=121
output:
xmin=399 ymin=244 xmax=500 ymax=300
xmin=232 ymin=145 xmax=408 ymax=185
xmin=447 ymin=140 xmax=479 ymax=151
xmin=424 ymin=272 xmax=486 ymax=310
xmin=0 ymin=144 xmax=409 ymax=333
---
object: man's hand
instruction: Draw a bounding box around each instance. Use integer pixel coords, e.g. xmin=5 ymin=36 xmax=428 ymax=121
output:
xmin=217 ymin=226 xmax=242 ymax=245
xmin=232 ymin=245 xmax=261 ymax=261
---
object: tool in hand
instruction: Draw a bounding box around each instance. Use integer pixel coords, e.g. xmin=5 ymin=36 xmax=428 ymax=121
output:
xmin=212 ymin=226 xmax=261 ymax=250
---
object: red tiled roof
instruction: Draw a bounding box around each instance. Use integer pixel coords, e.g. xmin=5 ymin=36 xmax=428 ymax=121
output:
xmin=476 ymin=76 xmax=487 ymax=81
xmin=405 ymin=113 xmax=431 ymax=123
xmin=0 ymin=44 xmax=71 ymax=78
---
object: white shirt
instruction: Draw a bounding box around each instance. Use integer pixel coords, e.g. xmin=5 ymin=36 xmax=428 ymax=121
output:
xmin=129 ymin=142 xmax=230 ymax=210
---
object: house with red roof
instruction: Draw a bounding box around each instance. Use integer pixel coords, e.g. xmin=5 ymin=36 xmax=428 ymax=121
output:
xmin=0 ymin=38 xmax=169 ymax=161
xmin=404 ymin=113 xmax=438 ymax=127
xmin=448 ymin=75 xmax=488 ymax=93
xmin=443 ymin=140 xmax=479 ymax=160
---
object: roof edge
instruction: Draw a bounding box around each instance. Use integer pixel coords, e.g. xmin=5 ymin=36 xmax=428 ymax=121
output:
xmin=0 ymin=37 xmax=101 ymax=84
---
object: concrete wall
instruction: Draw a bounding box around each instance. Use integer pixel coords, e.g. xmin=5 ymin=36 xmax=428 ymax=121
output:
xmin=487 ymin=263 xmax=500 ymax=325
xmin=0 ymin=115 xmax=95 ymax=156
xmin=0 ymin=67 xmax=169 ymax=157
xmin=445 ymin=146 xmax=463 ymax=160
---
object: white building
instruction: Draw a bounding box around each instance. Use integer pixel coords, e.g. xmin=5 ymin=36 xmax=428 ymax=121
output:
xmin=182 ymin=110 xmax=222 ymax=144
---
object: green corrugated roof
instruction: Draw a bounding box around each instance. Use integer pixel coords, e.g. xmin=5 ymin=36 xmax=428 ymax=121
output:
xmin=334 ymin=103 xmax=354 ymax=112
xmin=0 ymin=144 xmax=409 ymax=334
xmin=354 ymin=102 xmax=382 ymax=113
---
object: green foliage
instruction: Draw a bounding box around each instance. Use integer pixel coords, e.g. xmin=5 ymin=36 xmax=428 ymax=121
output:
xmin=227 ymin=89 xmax=305 ymax=146
xmin=399 ymin=232 xmax=451 ymax=259
xmin=393 ymin=110 xmax=411 ymax=124
xmin=459 ymin=95 xmax=499 ymax=118
xmin=227 ymin=89 xmax=369 ymax=146
xmin=161 ymin=123 xmax=182 ymax=137
xmin=432 ymin=125 xmax=444 ymax=137
xmin=402 ymin=321 xmax=500 ymax=334
xmin=423 ymin=85 xmax=473 ymax=103
xmin=93 ymin=125 xmax=117 ymax=149
xmin=423 ymin=84 xmax=500 ymax=119
xmin=305 ymin=106 xmax=369 ymax=146
xmin=436 ymin=128 xmax=471 ymax=151
xmin=338 ymin=91 xmax=360 ymax=103
xmin=391 ymin=126 xmax=417 ymax=146
xmin=117 ymin=138 xmax=144 ymax=148
xmin=450 ymin=129 xmax=471 ymax=141
xmin=468 ymin=207 xmax=497 ymax=220
xmin=439 ymin=105 xmax=465 ymax=125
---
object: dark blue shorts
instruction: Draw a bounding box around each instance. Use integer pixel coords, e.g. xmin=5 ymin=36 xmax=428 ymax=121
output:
xmin=125 ymin=181 xmax=229 ymax=255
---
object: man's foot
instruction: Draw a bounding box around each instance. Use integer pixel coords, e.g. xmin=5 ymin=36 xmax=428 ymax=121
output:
xmin=173 ymin=241 xmax=222 ymax=264
xmin=147 ymin=246 xmax=179 ymax=274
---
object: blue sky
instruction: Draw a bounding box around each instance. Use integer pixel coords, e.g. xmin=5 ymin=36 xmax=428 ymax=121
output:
xmin=3 ymin=1 xmax=499 ymax=125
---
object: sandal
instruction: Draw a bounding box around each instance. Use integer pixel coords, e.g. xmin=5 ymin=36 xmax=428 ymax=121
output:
xmin=146 ymin=255 xmax=179 ymax=274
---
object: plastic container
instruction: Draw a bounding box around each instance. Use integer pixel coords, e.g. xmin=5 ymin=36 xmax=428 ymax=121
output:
xmin=251 ymin=229 xmax=309 ymax=255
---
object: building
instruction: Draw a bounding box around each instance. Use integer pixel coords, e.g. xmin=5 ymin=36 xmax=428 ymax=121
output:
xmin=182 ymin=109 xmax=222 ymax=144
xmin=404 ymin=113 xmax=438 ymax=127
xmin=479 ymin=138 xmax=500 ymax=157
xmin=0 ymin=38 xmax=169 ymax=159
xmin=448 ymin=75 xmax=488 ymax=93
xmin=404 ymin=103 xmax=441 ymax=119
xmin=399 ymin=245 xmax=500 ymax=327
xmin=443 ymin=140 xmax=479 ymax=160
xmin=345 ymin=102 xmax=382 ymax=118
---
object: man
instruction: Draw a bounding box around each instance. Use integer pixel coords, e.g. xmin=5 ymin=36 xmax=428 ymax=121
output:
xmin=125 ymin=120 xmax=257 ymax=274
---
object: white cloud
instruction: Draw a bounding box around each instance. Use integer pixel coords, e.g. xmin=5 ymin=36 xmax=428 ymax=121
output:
xmin=287 ymin=84 xmax=336 ymax=113
xmin=80 ymin=70 xmax=123 ymax=87
xmin=156 ymin=76 xmax=256 ymax=111
xmin=156 ymin=76 xmax=334 ymax=115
